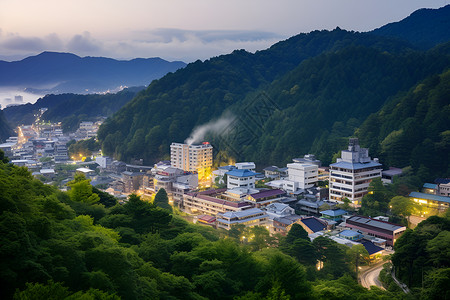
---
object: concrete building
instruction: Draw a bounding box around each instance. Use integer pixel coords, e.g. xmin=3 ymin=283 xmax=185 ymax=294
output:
xmin=293 ymin=154 xmax=321 ymax=166
xmin=96 ymin=156 xmax=113 ymax=169
xmin=170 ymin=142 xmax=213 ymax=182
xmin=435 ymin=178 xmax=450 ymax=197
xmin=122 ymin=171 xmax=144 ymax=194
xmin=216 ymin=208 xmax=269 ymax=230
xmin=226 ymin=169 xmax=257 ymax=190
xmin=381 ymin=167 xmax=403 ymax=184
xmin=183 ymin=189 xmax=252 ymax=215
xmin=287 ymin=162 xmax=318 ymax=189
xmin=345 ymin=215 xmax=406 ymax=247
xmin=329 ymin=138 xmax=382 ymax=206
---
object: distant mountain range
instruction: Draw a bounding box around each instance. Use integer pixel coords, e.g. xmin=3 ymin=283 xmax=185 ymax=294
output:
xmin=0 ymin=52 xmax=186 ymax=94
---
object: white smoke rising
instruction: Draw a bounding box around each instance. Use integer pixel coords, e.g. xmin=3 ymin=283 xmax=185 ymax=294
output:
xmin=185 ymin=113 xmax=235 ymax=145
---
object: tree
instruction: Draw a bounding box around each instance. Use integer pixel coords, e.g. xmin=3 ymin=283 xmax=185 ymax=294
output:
xmin=389 ymin=196 xmax=414 ymax=225
xmin=154 ymin=188 xmax=172 ymax=213
xmin=347 ymin=244 xmax=369 ymax=276
xmin=67 ymin=173 xmax=100 ymax=204
xmin=285 ymin=224 xmax=309 ymax=244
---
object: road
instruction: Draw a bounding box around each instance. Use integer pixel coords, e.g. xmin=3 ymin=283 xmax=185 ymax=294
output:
xmin=359 ymin=261 xmax=386 ymax=290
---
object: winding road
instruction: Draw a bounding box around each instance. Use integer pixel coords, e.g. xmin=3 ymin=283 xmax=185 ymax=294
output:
xmin=359 ymin=261 xmax=386 ymax=290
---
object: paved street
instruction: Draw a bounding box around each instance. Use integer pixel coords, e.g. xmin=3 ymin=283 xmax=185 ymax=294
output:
xmin=359 ymin=261 xmax=386 ymax=290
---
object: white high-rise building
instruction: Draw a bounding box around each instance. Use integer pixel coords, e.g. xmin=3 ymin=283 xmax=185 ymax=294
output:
xmin=329 ymin=138 xmax=382 ymax=206
xmin=170 ymin=142 xmax=213 ymax=182
xmin=287 ymin=163 xmax=318 ymax=189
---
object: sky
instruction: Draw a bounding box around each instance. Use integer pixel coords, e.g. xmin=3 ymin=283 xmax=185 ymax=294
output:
xmin=0 ymin=0 xmax=448 ymax=62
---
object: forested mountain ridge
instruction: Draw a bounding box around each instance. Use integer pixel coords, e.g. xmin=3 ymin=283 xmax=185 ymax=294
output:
xmin=356 ymin=68 xmax=450 ymax=179
xmin=372 ymin=4 xmax=450 ymax=49
xmin=98 ymin=26 xmax=450 ymax=167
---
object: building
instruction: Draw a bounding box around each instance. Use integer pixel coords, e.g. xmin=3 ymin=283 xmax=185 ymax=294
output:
xmin=409 ymin=191 xmax=450 ymax=214
xmin=381 ymin=167 xmax=403 ymax=184
xmin=320 ymin=209 xmax=347 ymax=222
xmin=183 ymin=189 xmax=252 ymax=215
xmin=293 ymin=154 xmax=321 ymax=166
xmin=329 ymin=138 xmax=382 ymax=206
xmin=265 ymin=202 xmax=295 ymax=219
xmin=345 ymin=215 xmax=406 ymax=247
xmin=298 ymin=217 xmax=328 ymax=234
xmin=287 ymin=162 xmax=318 ymax=189
xmin=226 ymin=169 xmax=257 ymax=189
xmin=216 ymin=208 xmax=269 ymax=230
xmin=170 ymin=142 xmax=213 ymax=183
xmin=235 ymin=162 xmax=256 ymax=171
xmin=96 ymin=156 xmax=113 ymax=169
xmin=339 ymin=229 xmax=363 ymax=241
xmin=122 ymin=171 xmax=144 ymax=193
xmin=435 ymin=178 xmax=450 ymax=197
xmin=263 ymin=166 xmax=282 ymax=179
xmin=245 ymin=189 xmax=286 ymax=208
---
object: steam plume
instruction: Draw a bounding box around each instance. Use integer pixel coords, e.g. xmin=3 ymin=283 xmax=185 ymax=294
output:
xmin=185 ymin=112 xmax=235 ymax=145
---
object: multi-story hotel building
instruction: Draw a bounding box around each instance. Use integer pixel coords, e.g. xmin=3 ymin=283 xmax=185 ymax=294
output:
xmin=170 ymin=142 xmax=213 ymax=183
xmin=329 ymin=138 xmax=382 ymax=205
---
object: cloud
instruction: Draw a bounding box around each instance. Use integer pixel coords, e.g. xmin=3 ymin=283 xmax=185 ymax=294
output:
xmin=1 ymin=33 xmax=63 ymax=52
xmin=105 ymin=28 xmax=284 ymax=61
xmin=0 ymin=28 xmax=283 ymax=62
xmin=67 ymin=31 xmax=102 ymax=54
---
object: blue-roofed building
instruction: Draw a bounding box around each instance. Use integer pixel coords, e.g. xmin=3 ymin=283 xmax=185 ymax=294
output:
xmin=329 ymin=138 xmax=382 ymax=206
xmin=339 ymin=229 xmax=363 ymax=241
xmin=409 ymin=191 xmax=450 ymax=214
xmin=422 ymin=183 xmax=438 ymax=195
xmin=299 ymin=217 xmax=328 ymax=234
xmin=226 ymin=169 xmax=258 ymax=190
xmin=320 ymin=209 xmax=347 ymax=221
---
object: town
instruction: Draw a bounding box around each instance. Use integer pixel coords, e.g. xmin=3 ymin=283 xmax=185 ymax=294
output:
xmin=2 ymin=115 xmax=449 ymax=271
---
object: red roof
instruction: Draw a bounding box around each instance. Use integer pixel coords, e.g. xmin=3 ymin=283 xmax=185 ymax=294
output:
xmin=250 ymin=189 xmax=285 ymax=200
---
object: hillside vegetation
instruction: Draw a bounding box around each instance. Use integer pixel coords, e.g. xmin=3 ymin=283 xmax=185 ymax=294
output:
xmin=0 ymin=153 xmax=406 ymax=299
xmin=98 ymin=29 xmax=450 ymax=174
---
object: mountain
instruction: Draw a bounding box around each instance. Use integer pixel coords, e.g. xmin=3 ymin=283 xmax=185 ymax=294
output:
xmin=0 ymin=110 xmax=13 ymax=142
xmin=372 ymin=5 xmax=450 ymax=49
xmin=0 ymin=52 xmax=186 ymax=94
xmin=356 ymin=69 xmax=450 ymax=179
xmin=98 ymin=27 xmax=450 ymax=167
xmin=3 ymin=87 xmax=143 ymax=132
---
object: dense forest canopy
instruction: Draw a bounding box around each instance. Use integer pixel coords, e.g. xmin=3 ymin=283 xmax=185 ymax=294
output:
xmin=0 ymin=151 xmax=410 ymax=299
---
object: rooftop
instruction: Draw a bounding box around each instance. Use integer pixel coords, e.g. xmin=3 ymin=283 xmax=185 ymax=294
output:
xmin=360 ymin=239 xmax=384 ymax=255
xmin=409 ymin=191 xmax=450 ymax=204
xmin=347 ymin=215 xmax=405 ymax=232
xmin=339 ymin=229 xmax=361 ymax=238
xmin=320 ymin=209 xmax=347 ymax=217
xmin=330 ymin=161 xmax=382 ymax=170
xmin=219 ymin=208 xmax=265 ymax=220
xmin=301 ymin=217 xmax=327 ymax=233
xmin=226 ymin=169 xmax=258 ymax=178
xmin=423 ymin=183 xmax=438 ymax=189
xmin=249 ymin=189 xmax=285 ymax=200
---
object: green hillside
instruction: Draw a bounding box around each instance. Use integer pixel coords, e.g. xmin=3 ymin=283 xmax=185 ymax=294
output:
xmin=0 ymin=153 xmax=407 ymax=299
xmin=98 ymin=29 xmax=450 ymax=168
xmin=357 ymin=68 xmax=450 ymax=180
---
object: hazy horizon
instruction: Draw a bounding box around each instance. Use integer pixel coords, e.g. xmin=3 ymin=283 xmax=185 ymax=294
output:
xmin=1 ymin=1 xmax=447 ymax=62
